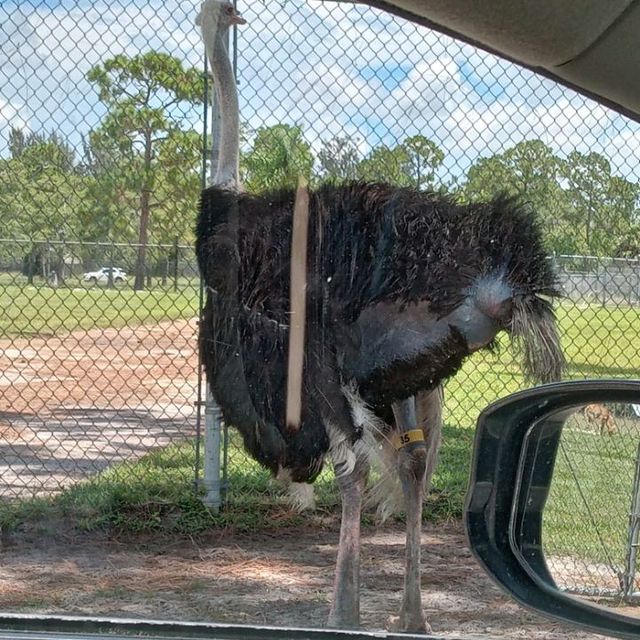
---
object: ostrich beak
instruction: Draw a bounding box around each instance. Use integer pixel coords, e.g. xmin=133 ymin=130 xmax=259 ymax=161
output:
xmin=230 ymin=9 xmax=247 ymax=25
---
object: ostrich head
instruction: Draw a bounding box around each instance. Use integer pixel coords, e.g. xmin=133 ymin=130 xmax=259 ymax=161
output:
xmin=449 ymin=272 xmax=565 ymax=384
xmin=196 ymin=0 xmax=246 ymax=31
xmin=196 ymin=0 xmax=246 ymax=188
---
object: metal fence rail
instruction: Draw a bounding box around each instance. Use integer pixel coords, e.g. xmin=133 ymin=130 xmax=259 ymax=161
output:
xmin=1 ymin=0 xmax=640 ymax=603
xmin=556 ymin=255 xmax=640 ymax=306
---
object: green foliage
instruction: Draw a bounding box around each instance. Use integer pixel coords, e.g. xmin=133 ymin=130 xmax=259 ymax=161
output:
xmin=86 ymin=52 xmax=204 ymax=107
xmin=241 ymin=124 xmax=314 ymax=192
xmin=403 ymin=135 xmax=445 ymax=191
xmin=560 ymin=151 xmax=640 ymax=256
xmin=318 ymin=135 xmax=361 ymax=182
xmin=0 ymin=132 xmax=86 ymax=241
xmin=3 ymin=105 xmax=638 ymax=262
xmin=356 ymin=135 xmax=444 ymax=191
xmin=462 ymin=140 xmax=572 ymax=252
xmin=357 ymin=144 xmax=412 ymax=186
xmin=462 ymin=140 xmax=640 ymax=256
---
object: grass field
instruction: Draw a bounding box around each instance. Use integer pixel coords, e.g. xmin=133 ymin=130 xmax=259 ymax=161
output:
xmin=1 ymin=281 xmax=639 ymax=585
xmin=0 ymin=423 xmax=474 ymax=536
xmin=0 ymin=279 xmax=200 ymax=337
xmin=445 ymin=302 xmax=640 ymax=430
xmin=543 ymin=413 xmax=640 ymax=569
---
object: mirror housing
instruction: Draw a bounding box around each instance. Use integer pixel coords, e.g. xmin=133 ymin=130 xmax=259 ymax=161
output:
xmin=465 ymin=379 xmax=640 ymax=639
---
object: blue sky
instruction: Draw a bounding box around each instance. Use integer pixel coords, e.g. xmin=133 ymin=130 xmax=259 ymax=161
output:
xmin=359 ymin=63 xmax=411 ymax=91
xmin=1 ymin=0 xmax=639 ymax=183
xmin=457 ymin=60 xmax=506 ymax=104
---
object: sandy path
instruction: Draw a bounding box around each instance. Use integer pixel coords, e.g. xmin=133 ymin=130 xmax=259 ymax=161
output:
xmin=0 ymin=318 xmax=199 ymax=496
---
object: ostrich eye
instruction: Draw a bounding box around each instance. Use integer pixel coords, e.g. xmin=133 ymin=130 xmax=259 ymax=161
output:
xmin=225 ymin=5 xmax=234 ymax=12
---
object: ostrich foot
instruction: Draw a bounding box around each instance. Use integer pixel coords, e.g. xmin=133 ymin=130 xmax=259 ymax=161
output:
xmin=385 ymin=609 xmax=432 ymax=634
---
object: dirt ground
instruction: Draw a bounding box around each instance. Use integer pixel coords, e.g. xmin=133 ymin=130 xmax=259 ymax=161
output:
xmin=0 ymin=318 xmax=199 ymax=496
xmin=0 ymin=519 xmax=608 ymax=640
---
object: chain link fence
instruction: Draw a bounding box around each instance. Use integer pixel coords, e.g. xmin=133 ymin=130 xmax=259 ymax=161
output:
xmin=544 ymin=403 xmax=640 ymax=603
xmin=1 ymin=0 xmax=640 ymax=603
xmin=556 ymin=255 xmax=640 ymax=306
xmin=0 ymin=237 xmax=200 ymax=498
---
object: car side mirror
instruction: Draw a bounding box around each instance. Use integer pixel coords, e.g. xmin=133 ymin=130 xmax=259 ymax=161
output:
xmin=465 ymin=379 xmax=640 ymax=639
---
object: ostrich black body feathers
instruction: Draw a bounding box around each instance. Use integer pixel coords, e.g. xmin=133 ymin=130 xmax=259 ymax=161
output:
xmin=197 ymin=181 xmax=563 ymax=483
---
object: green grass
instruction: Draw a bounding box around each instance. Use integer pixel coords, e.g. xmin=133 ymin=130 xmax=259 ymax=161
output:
xmin=0 ymin=282 xmax=199 ymax=337
xmin=445 ymin=301 xmax=640 ymax=430
xmin=0 ymin=423 xmax=475 ymax=537
xmin=441 ymin=302 xmax=640 ymax=572
xmin=0 ymin=441 xmax=216 ymax=536
xmin=543 ymin=414 xmax=640 ymax=569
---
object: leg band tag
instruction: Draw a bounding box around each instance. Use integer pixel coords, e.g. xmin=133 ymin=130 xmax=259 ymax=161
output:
xmin=392 ymin=429 xmax=425 ymax=450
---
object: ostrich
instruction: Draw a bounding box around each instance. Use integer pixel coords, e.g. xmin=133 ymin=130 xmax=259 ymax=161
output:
xmin=196 ymin=0 xmax=565 ymax=633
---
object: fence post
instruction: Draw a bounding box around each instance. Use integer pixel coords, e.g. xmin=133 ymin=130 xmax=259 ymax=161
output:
xmin=622 ymin=442 xmax=640 ymax=598
xmin=108 ymin=244 xmax=115 ymax=288
xmin=202 ymin=388 xmax=222 ymax=511
xmin=27 ymin=245 xmax=34 ymax=285
xmin=44 ymin=239 xmax=50 ymax=280
xmin=636 ymin=256 xmax=640 ymax=306
xmin=173 ymin=236 xmax=179 ymax=292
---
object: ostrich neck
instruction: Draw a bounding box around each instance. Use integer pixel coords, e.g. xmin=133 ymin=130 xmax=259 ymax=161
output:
xmin=210 ymin=28 xmax=239 ymax=188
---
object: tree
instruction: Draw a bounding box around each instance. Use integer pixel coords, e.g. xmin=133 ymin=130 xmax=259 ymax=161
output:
xmin=150 ymin=129 xmax=202 ymax=245
xmin=86 ymin=52 xmax=204 ymax=290
xmin=463 ymin=140 xmax=572 ymax=253
xmin=356 ymin=136 xmax=444 ymax=190
xmin=8 ymin=127 xmax=27 ymax=159
xmin=614 ymin=224 xmax=640 ymax=258
xmin=0 ymin=131 xmax=83 ymax=239
xmin=241 ymin=124 xmax=314 ymax=192
xmin=317 ymin=135 xmax=360 ymax=182
xmin=403 ymin=135 xmax=444 ymax=191
xmin=607 ymin=176 xmax=640 ymax=257
xmin=8 ymin=127 xmax=75 ymax=169
xmin=560 ymin=151 xmax=640 ymax=255
xmin=0 ymin=129 xmax=85 ymax=283
xmin=357 ymin=144 xmax=412 ymax=187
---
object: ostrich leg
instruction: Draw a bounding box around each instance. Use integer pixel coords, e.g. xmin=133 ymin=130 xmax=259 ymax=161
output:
xmin=327 ymin=457 xmax=368 ymax=629
xmin=387 ymin=386 xmax=443 ymax=634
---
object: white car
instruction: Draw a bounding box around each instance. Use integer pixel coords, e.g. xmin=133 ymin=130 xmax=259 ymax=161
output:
xmin=82 ymin=267 xmax=128 ymax=284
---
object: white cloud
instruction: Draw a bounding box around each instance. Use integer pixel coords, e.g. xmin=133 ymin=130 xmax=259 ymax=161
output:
xmin=0 ymin=0 xmax=638 ymax=183
xmin=0 ymin=97 xmax=27 ymax=132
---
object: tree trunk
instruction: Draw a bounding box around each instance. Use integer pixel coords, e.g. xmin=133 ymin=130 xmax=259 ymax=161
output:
xmin=134 ymin=130 xmax=153 ymax=291
xmin=134 ymin=188 xmax=151 ymax=291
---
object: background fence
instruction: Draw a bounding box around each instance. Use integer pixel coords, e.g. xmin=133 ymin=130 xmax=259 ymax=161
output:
xmin=1 ymin=0 xmax=640 ymax=606
xmin=556 ymin=255 xmax=640 ymax=306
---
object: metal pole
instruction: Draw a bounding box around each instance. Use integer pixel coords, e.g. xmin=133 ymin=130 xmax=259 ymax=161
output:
xmin=173 ymin=236 xmax=179 ymax=292
xmin=202 ymin=391 xmax=223 ymax=510
xmin=193 ymin=49 xmax=209 ymax=498
xmin=623 ymin=442 xmax=640 ymax=597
